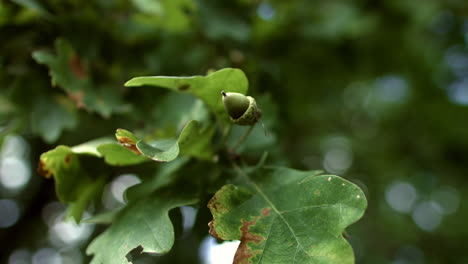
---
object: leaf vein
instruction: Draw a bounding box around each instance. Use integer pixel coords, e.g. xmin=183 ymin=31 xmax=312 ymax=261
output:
xmin=256 ymin=215 xmax=277 ymax=264
xmin=233 ymin=163 xmax=309 ymax=257
xmin=142 ymin=217 xmax=163 ymax=251
xmin=280 ymin=203 xmax=360 ymax=214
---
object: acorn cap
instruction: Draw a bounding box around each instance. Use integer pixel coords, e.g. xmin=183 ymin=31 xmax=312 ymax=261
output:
xmin=221 ymin=91 xmax=250 ymax=119
xmin=233 ymin=96 xmax=261 ymax=125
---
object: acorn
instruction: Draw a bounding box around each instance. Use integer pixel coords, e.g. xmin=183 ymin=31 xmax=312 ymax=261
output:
xmin=221 ymin=91 xmax=261 ymax=126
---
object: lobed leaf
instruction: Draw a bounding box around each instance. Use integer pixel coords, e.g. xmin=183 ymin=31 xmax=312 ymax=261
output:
xmin=124 ymin=68 xmax=248 ymax=125
xmin=38 ymin=138 xmax=149 ymax=221
xmin=31 ymin=96 xmax=78 ymax=143
xmin=86 ymin=190 xmax=198 ymax=264
xmin=38 ymin=146 xmax=105 ymax=221
xmin=208 ymin=167 xmax=367 ymax=264
xmin=32 ymin=38 xmax=127 ymax=118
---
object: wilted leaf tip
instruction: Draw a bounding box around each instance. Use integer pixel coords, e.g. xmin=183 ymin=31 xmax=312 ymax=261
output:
xmin=37 ymin=160 xmax=52 ymax=178
xmin=208 ymin=221 xmax=221 ymax=239
xmin=115 ymin=129 xmax=141 ymax=155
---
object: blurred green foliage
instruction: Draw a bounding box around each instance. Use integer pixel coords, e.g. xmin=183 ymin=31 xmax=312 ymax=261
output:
xmin=1 ymin=0 xmax=468 ymax=263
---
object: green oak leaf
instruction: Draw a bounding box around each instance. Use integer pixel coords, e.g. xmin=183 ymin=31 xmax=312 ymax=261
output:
xmin=125 ymin=157 xmax=190 ymax=201
xmin=83 ymin=209 xmax=121 ymax=225
xmin=150 ymin=93 xmax=211 ymax=139
xmin=208 ymin=167 xmax=367 ymax=264
xmin=131 ymin=0 xmax=196 ymax=32
xmin=71 ymin=137 xmax=115 ymax=156
xmin=124 ymin=68 xmax=248 ymax=125
xmin=38 ymin=138 xmax=148 ymax=222
xmin=117 ymin=120 xmax=214 ymax=162
xmin=32 ymin=38 xmax=88 ymax=92
xmin=136 ymin=138 xmax=179 ymax=162
xmin=97 ymin=143 xmax=148 ymax=166
xmin=38 ymin=146 xmax=105 ymax=221
xmin=32 ymin=38 xmax=127 ymax=118
xmin=71 ymin=137 xmax=148 ymax=166
xmin=31 ymin=96 xmax=78 ymax=143
xmin=86 ymin=190 xmax=198 ymax=264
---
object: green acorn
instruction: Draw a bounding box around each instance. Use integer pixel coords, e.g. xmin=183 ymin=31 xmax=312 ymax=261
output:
xmin=221 ymin=91 xmax=261 ymax=126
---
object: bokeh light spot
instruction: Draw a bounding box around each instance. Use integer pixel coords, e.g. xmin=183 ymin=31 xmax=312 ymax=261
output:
xmin=42 ymin=202 xmax=65 ymax=227
xmin=49 ymin=214 xmax=94 ymax=247
xmin=0 ymin=199 xmax=20 ymax=228
xmin=111 ymin=174 xmax=141 ymax=203
xmin=180 ymin=206 xmax=197 ymax=233
xmin=257 ymin=2 xmax=275 ymax=21
xmin=374 ymin=75 xmax=409 ymax=104
xmin=447 ymin=78 xmax=468 ymax=105
xmin=0 ymin=135 xmax=31 ymax=191
xmin=321 ymin=136 xmax=353 ymax=175
xmin=103 ymin=174 xmax=141 ymax=209
xmin=32 ymin=248 xmax=61 ymax=264
xmin=200 ymin=236 xmax=239 ymax=264
xmin=0 ymin=157 xmax=31 ymax=190
xmin=8 ymin=248 xmax=31 ymax=264
xmin=412 ymin=201 xmax=443 ymax=232
xmin=385 ymin=182 xmax=418 ymax=213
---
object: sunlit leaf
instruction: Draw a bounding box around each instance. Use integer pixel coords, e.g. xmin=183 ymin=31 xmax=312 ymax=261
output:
xmin=124 ymin=68 xmax=248 ymax=125
xmin=71 ymin=137 xmax=147 ymax=166
xmin=71 ymin=138 xmax=115 ymax=157
xmin=208 ymin=167 xmax=367 ymax=264
xmin=38 ymin=146 xmax=105 ymax=221
xmin=97 ymin=143 xmax=148 ymax=166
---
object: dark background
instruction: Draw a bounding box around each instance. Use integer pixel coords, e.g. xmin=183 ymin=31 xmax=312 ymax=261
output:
xmin=1 ymin=0 xmax=468 ymax=263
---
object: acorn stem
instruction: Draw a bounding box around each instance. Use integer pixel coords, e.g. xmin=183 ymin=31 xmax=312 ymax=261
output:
xmin=232 ymin=124 xmax=255 ymax=151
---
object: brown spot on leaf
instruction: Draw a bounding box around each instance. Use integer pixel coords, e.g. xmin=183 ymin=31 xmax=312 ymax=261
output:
xmin=117 ymin=137 xmax=141 ymax=155
xmin=64 ymin=154 xmax=73 ymax=164
xmin=233 ymin=208 xmax=270 ymax=264
xmin=69 ymin=55 xmax=87 ymax=80
xmin=208 ymin=221 xmax=221 ymax=239
xmin=122 ymin=143 xmax=140 ymax=155
xmin=207 ymin=195 xmax=225 ymax=214
xmin=37 ymin=160 xmax=52 ymax=178
xmin=178 ymin=84 xmax=190 ymax=91
xmin=68 ymin=91 xmax=85 ymax=109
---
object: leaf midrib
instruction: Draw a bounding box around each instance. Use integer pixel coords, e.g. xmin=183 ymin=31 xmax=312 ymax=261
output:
xmin=232 ymin=164 xmax=309 ymax=261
